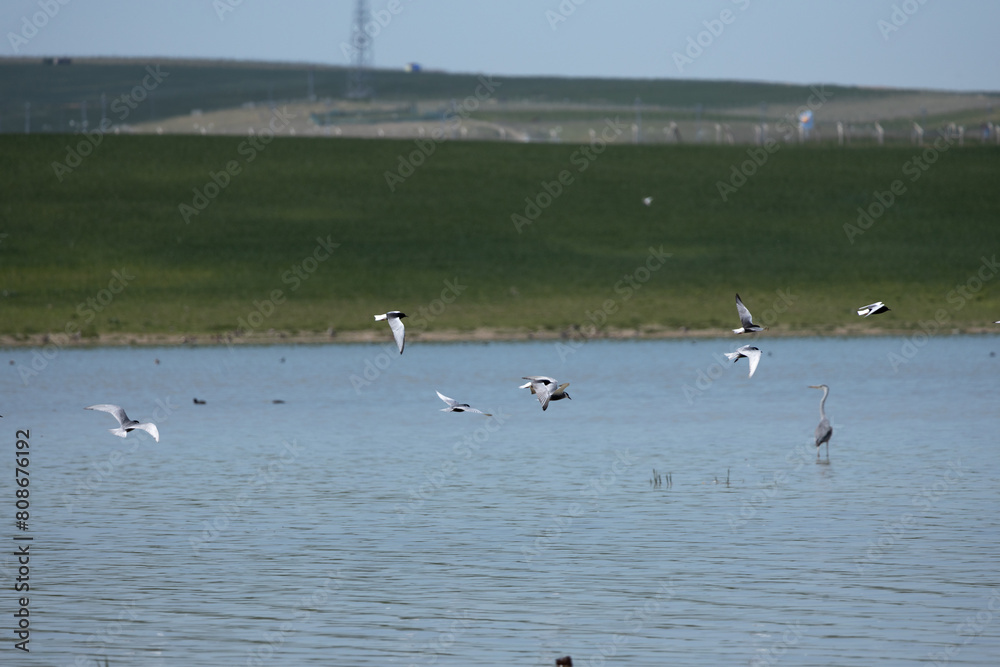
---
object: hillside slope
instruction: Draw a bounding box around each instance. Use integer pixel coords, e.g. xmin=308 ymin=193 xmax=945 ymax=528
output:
xmin=1 ymin=133 xmax=997 ymax=343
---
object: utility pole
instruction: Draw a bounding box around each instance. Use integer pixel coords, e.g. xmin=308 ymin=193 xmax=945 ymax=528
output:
xmin=345 ymin=0 xmax=374 ymax=100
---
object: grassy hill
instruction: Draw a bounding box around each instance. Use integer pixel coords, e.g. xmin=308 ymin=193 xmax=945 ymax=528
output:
xmin=1 ymin=132 xmax=997 ymax=343
xmin=2 ymin=57 xmax=997 ymax=139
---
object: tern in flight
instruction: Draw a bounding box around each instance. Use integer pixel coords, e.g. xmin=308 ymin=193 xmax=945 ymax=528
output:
xmin=374 ymin=311 xmax=407 ymax=354
xmin=808 ymin=385 xmax=833 ymax=460
xmin=436 ymin=391 xmax=491 ymax=416
xmin=520 ymin=376 xmax=571 ymax=411
xmin=85 ymin=404 xmax=160 ymax=442
xmin=857 ymin=302 xmax=890 ymax=317
xmin=733 ymin=294 xmax=766 ymax=334
xmin=724 ymin=345 xmax=762 ymax=378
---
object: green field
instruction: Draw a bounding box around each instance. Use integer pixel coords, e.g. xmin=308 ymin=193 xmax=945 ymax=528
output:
xmin=0 ymin=133 xmax=998 ymax=341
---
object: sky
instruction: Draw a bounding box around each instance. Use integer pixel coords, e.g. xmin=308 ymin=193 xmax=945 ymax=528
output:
xmin=2 ymin=0 xmax=998 ymax=92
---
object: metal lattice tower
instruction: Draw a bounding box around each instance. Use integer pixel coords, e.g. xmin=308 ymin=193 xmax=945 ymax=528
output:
xmin=345 ymin=0 xmax=374 ymax=99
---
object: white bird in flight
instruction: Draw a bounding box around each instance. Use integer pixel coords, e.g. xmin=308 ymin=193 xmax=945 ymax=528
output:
xmin=857 ymin=302 xmax=890 ymax=317
xmin=436 ymin=391 xmax=491 ymax=416
xmin=642 ymin=196 xmax=654 ymax=206
xmin=724 ymin=345 xmax=762 ymax=378
xmin=520 ymin=376 xmax=571 ymax=411
xmin=85 ymin=404 xmax=160 ymax=442
xmin=374 ymin=311 xmax=407 ymax=354
xmin=733 ymin=294 xmax=766 ymax=334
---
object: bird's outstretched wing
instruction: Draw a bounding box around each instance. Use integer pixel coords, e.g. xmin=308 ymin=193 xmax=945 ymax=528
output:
xmin=520 ymin=376 xmax=553 ymax=394
xmin=388 ymin=316 xmax=406 ymax=354
xmin=537 ymin=388 xmax=552 ymax=411
xmin=857 ymin=302 xmax=889 ymax=317
xmin=522 ymin=377 xmax=554 ymax=410
xmin=436 ymin=391 xmax=490 ymax=415
xmin=436 ymin=391 xmax=459 ymax=408
xmin=742 ymin=347 xmax=761 ymax=378
xmin=735 ymin=294 xmax=755 ymax=329
xmin=85 ymin=404 xmax=128 ymax=427
xmin=133 ymin=422 xmax=160 ymax=442
xmin=521 ymin=376 xmax=556 ymax=387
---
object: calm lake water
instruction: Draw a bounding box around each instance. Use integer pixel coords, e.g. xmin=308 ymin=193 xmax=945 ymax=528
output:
xmin=3 ymin=335 xmax=999 ymax=666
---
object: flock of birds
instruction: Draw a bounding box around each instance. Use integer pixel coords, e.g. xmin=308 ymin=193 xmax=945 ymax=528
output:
xmin=85 ymin=295 xmax=902 ymax=460
xmin=721 ymin=293 xmax=851 ymax=459
xmin=368 ymin=310 xmax=573 ymax=413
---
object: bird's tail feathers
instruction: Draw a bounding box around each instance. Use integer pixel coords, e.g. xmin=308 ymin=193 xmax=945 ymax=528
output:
xmin=374 ymin=314 xmax=387 ymax=321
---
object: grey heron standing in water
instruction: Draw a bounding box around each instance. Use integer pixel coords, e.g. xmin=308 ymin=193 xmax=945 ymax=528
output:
xmin=808 ymin=385 xmax=832 ymax=460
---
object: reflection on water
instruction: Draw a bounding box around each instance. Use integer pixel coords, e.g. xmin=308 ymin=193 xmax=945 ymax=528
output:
xmin=3 ymin=336 xmax=999 ymax=665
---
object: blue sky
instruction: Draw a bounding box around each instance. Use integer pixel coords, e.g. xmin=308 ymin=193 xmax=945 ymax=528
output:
xmin=2 ymin=0 xmax=997 ymax=92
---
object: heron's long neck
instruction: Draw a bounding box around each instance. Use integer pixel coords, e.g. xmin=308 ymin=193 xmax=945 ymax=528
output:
xmin=818 ymin=388 xmax=829 ymax=420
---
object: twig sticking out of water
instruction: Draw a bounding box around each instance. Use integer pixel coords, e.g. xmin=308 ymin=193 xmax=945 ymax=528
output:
xmin=651 ymin=469 xmax=672 ymax=488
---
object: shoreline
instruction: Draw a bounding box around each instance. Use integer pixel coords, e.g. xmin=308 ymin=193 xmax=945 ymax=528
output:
xmin=2 ymin=325 xmax=996 ymax=349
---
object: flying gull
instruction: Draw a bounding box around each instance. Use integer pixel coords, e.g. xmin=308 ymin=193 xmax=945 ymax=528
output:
xmin=733 ymin=293 xmax=766 ymax=334
xmin=85 ymin=404 xmax=160 ymax=442
xmin=857 ymin=302 xmax=890 ymax=317
xmin=724 ymin=345 xmax=762 ymax=378
xmin=520 ymin=376 xmax=571 ymax=411
xmin=374 ymin=311 xmax=407 ymax=354
xmin=436 ymin=391 xmax=492 ymax=416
